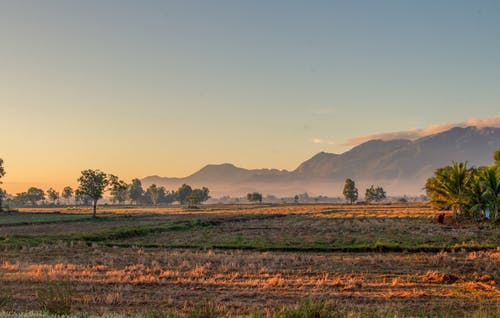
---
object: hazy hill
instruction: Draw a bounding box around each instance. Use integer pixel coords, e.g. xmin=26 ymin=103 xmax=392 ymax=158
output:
xmin=143 ymin=164 xmax=288 ymax=184
xmin=142 ymin=126 xmax=500 ymax=197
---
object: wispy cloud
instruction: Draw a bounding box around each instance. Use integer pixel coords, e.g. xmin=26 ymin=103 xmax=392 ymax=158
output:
xmin=311 ymin=138 xmax=336 ymax=145
xmin=344 ymin=115 xmax=500 ymax=146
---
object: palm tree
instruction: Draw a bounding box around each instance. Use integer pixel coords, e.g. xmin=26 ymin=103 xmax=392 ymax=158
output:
xmin=425 ymin=167 xmax=451 ymax=210
xmin=468 ymin=166 xmax=500 ymax=220
xmin=425 ymin=161 xmax=473 ymax=218
xmin=468 ymin=169 xmax=487 ymax=219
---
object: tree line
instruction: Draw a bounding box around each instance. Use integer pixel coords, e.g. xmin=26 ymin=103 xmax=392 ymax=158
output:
xmin=0 ymin=165 xmax=210 ymax=217
xmin=244 ymin=182 xmax=387 ymax=205
xmin=76 ymin=170 xmax=210 ymax=217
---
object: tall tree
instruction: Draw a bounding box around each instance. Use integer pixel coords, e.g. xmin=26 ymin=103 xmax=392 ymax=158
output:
xmin=160 ymin=189 xmax=176 ymax=204
xmin=46 ymin=188 xmax=59 ymax=204
xmin=145 ymin=184 xmax=160 ymax=205
xmin=365 ymin=185 xmax=386 ymax=203
xmin=14 ymin=192 xmax=29 ymax=206
xmin=176 ymin=184 xmax=193 ymax=205
xmin=62 ymin=186 xmax=74 ymax=205
xmin=0 ymin=158 xmax=5 ymax=211
xmin=109 ymin=175 xmax=129 ymax=204
xmin=343 ymin=178 xmax=358 ymax=204
xmin=157 ymin=186 xmax=167 ymax=203
xmin=247 ymin=192 xmax=263 ymax=203
xmin=189 ymin=187 xmax=210 ymax=205
xmin=129 ymin=178 xmax=144 ymax=205
xmin=26 ymin=187 xmax=45 ymax=206
xmin=76 ymin=169 xmax=109 ymax=218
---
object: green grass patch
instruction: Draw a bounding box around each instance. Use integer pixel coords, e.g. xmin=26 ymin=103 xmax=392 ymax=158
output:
xmin=0 ymin=219 xmax=215 ymax=247
xmin=0 ymin=211 xmax=148 ymax=226
xmin=1 ymin=300 xmax=498 ymax=318
xmin=96 ymin=240 xmax=498 ymax=253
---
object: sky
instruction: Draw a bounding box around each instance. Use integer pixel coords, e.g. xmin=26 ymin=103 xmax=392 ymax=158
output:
xmin=1 ymin=0 xmax=499 ymax=193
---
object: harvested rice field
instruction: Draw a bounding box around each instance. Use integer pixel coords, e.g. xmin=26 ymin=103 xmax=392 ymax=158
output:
xmin=0 ymin=204 xmax=499 ymax=317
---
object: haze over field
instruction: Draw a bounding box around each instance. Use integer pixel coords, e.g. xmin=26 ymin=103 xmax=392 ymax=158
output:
xmin=143 ymin=126 xmax=500 ymax=197
xmin=1 ymin=1 xmax=500 ymax=194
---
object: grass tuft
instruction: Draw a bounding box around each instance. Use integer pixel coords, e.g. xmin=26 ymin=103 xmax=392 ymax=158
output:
xmin=186 ymin=301 xmax=227 ymax=318
xmin=277 ymin=299 xmax=334 ymax=318
xmin=37 ymin=277 xmax=72 ymax=315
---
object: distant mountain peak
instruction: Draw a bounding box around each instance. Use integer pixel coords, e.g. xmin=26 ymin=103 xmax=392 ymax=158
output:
xmin=198 ymin=163 xmax=239 ymax=171
xmin=348 ymin=138 xmax=411 ymax=153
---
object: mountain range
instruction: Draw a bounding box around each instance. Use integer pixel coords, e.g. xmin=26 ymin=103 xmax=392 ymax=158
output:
xmin=142 ymin=126 xmax=500 ymax=197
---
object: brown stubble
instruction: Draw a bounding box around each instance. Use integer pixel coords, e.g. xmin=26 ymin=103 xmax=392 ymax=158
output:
xmin=1 ymin=244 xmax=499 ymax=315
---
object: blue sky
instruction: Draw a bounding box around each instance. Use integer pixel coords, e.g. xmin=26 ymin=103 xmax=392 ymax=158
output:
xmin=1 ymin=0 xmax=499 ymax=192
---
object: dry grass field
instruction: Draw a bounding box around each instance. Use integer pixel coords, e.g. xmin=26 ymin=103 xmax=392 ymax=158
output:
xmin=0 ymin=204 xmax=499 ymax=317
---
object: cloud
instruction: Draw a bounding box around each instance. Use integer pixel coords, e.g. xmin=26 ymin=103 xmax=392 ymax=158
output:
xmin=344 ymin=115 xmax=500 ymax=146
xmin=311 ymin=138 xmax=336 ymax=145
